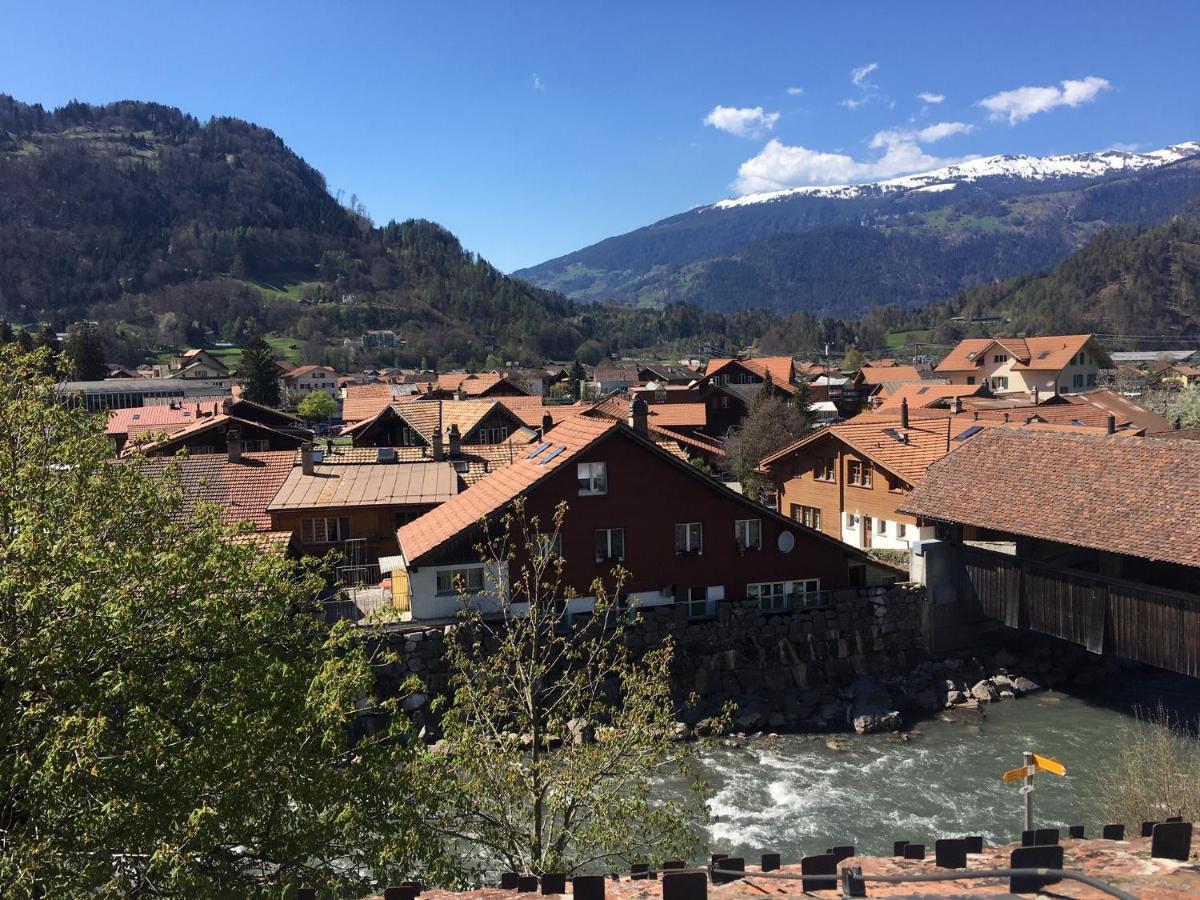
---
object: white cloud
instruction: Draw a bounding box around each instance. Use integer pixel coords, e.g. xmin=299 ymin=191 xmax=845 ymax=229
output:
xmin=850 ymin=62 xmax=878 ymax=87
xmin=978 ymin=75 xmax=1110 ymax=125
xmin=870 ymin=121 xmax=973 ymax=147
xmin=733 ymin=132 xmax=973 ymax=194
xmin=703 ymin=105 xmax=781 ymax=138
xmin=1104 ymin=141 xmax=1143 ymax=152
xmin=917 ymin=92 xmax=945 ymax=104
xmin=531 ymin=73 xmax=544 ymax=91
xmin=786 ymin=86 xmax=804 ymax=96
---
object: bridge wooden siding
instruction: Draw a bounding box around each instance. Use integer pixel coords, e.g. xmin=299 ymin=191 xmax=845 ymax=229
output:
xmin=961 ymin=546 xmax=1200 ymax=678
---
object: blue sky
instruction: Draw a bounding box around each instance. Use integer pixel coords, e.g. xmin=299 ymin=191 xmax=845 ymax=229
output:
xmin=3 ymin=1 xmax=1197 ymax=271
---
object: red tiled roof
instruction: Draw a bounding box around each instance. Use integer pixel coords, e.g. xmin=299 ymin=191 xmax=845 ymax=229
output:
xmin=123 ymin=414 xmax=306 ymax=455
xmin=129 ymin=451 xmax=296 ymax=531
xmin=935 ymin=334 xmax=1105 ymax=373
xmin=397 ymin=415 xmax=617 ymax=563
xmin=899 ymin=429 xmax=1200 ymax=568
xmin=873 ymin=382 xmax=985 ymax=413
xmin=343 ymin=383 xmax=409 ymax=423
xmin=106 ymin=404 xmax=202 ymax=436
xmin=282 ymin=364 xmax=337 ymax=380
xmin=855 ymin=365 xmax=924 ymax=386
xmin=493 ymin=397 xmax=589 ymax=428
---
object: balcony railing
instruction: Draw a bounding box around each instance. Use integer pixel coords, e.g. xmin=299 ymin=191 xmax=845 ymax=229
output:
xmin=324 ymin=563 xmax=395 ymax=624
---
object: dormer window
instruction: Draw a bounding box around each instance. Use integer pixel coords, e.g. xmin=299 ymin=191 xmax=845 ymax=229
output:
xmin=735 ymin=518 xmax=762 ymax=551
xmin=993 ymin=354 xmax=1008 ymax=364
xmin=577 ymin=461 xmax=607 ymax=496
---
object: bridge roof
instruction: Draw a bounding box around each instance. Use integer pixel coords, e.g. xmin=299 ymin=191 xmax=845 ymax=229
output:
xmin=899 ymin=429 xmax=1200 ymax=570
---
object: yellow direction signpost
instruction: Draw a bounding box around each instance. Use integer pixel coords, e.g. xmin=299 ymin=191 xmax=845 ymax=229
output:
xmin=1003 ymin=751 xmax=1067 ymax=831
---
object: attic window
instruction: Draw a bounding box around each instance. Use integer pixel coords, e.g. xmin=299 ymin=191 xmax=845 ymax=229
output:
xmin=1037 ymin=351 xmax=1050 ymax=360
xmin=527 ymin=441 xmax=551 ymax=459
xmin=917 ymin=386 xmax=929 ymax=395
xmin=953 ymin=425 xmax=983 ymax=442
xmin=883 ymin=428 xmax=908 ymax=445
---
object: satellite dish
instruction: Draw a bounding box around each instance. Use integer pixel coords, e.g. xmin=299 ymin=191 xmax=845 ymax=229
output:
xmin=777 ymin=531 xmax=796 ymax=553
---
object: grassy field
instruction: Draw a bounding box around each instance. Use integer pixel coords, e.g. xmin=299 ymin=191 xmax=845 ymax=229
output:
xmin=156 ymin=334 xmax=302 ymax=368
xmin=884 ymin=329 xmax=932 ymax=349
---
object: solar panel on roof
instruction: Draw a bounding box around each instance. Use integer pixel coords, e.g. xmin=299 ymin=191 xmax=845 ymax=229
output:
xmin=1037 ymin=351 xmax=1050 ymax=360
xmin=1071 ymin=418 xmax=1084 ymax=426
xmin=131 ymin=414 xmax=140 ymax=420
xmin=527 ymin=441 xmax=551 ymax=459
xmin=953 ymin=425 xmax=983 ymax=442
xmin=538 ymin=446 xmax=566 ymax=465
xmin=917 ymin=386 xmax=929 ymax=395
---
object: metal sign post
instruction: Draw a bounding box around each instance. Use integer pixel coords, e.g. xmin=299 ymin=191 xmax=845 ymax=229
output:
xmin=1002 ymin=750 xmax=1066 ymax=836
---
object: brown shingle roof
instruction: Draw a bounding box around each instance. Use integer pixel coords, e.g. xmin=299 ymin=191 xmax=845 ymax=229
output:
xmin=398 ymin=416 xmax=617 ymax=563
xmin=899 ymin=429 xmax=1200 ymax=569
xmin=704 ymin=356 xmax=797 ymax=391
xmin=130 ymin=451 xmax=296 ymax=531
xmin=123 ymin=414 xmax=307 ymax=455
xmin=343 ymin=383 xmax=407 ymax=423
xmin=268 ymin=461 xmax=458 ymax=511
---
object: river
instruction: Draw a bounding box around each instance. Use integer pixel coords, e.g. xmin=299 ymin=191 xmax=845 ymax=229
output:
xmin=674 ymin=669 xmax=1200 ymax=861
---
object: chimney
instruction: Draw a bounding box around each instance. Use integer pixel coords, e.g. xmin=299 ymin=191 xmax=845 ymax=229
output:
xmin=541 ymin=411 xmax=554 ymax=437
xmin=1032 ymin=387 xmax=1040 ymax=405
xmin=952 ymin=395 xmax=963 ymax=415
xmin=629 ymin=394 xmax=649 ymax=434
xmin=448 ymin=424 xmax=462 ymax=457
xmin=226 ymin=429 xmax=242 ymax=464
xmin=899 ymin=397 xmax=909 ymax=429
xmin=432 ymin=426 xmax=444 ymax=461
xmin=300 ymin=442 xmax=315 ymax=475
xmin=221 ymin=398 xmax=232 ymax=415
xmin=1106 ymin=413 xmax=1116 ymax=435
xmin=454 ymin=388 xmax=466 ymax=402
xmin=1003 ymin=412 xmax=1010 ymax=423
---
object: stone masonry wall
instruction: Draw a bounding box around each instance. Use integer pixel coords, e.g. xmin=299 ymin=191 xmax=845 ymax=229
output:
xmin=373 ymin=585 xmax=927 ymax=727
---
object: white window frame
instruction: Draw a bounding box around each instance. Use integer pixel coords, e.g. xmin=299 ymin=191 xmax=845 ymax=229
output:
xmin=790 ymin=578 xmax=823 ymax=608
xmin=436 ymin=566 xmax=485 ymax=596
xmin=684 ymin=586 xmax=713 ymax=620
xmin=877 ymin=519 xmax=888 ymax=536
xmin=594 ymin=527 xmax=625 ymax=563
xmin=749 ymin=581 xmax=788 ymax=612
xmin=735 ymin=518 xmax=762 ymax=551
xmin=577 ymin=461 xmax=608 ymax=496
xmin=674 ymin=522 xmax=703 ymax=555
xmin=300 ymin=516 xmax=350 ymax=544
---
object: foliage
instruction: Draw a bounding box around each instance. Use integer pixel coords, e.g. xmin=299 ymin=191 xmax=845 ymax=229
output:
xmin=841 ymin=346 xmax=865 ymax=371
xmin=1097 ymin=704 xmax=1200 ymax=827
xmin=791 ymin=377 xmax=819 ymax=430
xmin=726 ymin=396 xmax=813 ymax=502
xmin=297 ymin=389 xmax=337 ymax=422
xmin=1165 ymin=384 xmax=1200 ymax=429
xmin=63 ymin=321 xmax=107 ymax=380
xmin=0 ymin=345 xmax=456 ymax=896
xmin=237 ymin=335 xmax=282 ymax=407
xmin=429 ymin=500 xmax=711 ymax=876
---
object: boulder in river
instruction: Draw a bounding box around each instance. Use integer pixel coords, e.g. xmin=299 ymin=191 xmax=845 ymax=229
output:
xmin=1011 ymin=675 xmax=1043 ymax=694
xmin=970 ymin=679 xmax=999 ymax=702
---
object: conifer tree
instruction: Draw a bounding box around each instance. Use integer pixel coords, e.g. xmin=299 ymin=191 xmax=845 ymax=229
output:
xmin=237 ymin=336 xmax=281 ymax=407
xmin=64 ymin=322 xmax=107 ymax=380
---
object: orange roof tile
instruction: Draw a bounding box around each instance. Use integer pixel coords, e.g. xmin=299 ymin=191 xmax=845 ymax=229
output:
xmin=397 ymin=416 xmax=617 ymax=563
xmin=900 ymin=430 xmax=1200 ymax=568
xmin=268 ymin=461 xmax=458 ymax=511
xmin=129 ymin=451 xmax=296 ymax=531
xmin=704 ymin=356 xmax=797 ymax=391
xmin=855 ymin=365 xmax=924 ymax=386
xmin=873 ymin=382 xmax=986 ymax=413
xmin=935 ymin=334 xmax=1105 ymax=373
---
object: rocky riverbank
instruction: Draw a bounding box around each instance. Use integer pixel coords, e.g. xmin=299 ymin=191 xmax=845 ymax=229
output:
xmin=671 ymin=636 xmax=1128 ymax=742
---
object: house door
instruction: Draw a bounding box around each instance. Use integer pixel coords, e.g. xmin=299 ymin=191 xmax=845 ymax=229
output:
xmin=863 ymin=515 xmax=872 ymax=548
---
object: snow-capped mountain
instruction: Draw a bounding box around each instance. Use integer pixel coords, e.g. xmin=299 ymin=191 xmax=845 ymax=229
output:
xmin=516 ymin=138 xmax=1200 ymax=318
xmin=711 ymin=142 xmax=1200 ymax=209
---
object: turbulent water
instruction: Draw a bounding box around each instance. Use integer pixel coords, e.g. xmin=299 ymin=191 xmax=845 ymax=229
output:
xmin=671 ymin=670 xmax=1200 ymax=862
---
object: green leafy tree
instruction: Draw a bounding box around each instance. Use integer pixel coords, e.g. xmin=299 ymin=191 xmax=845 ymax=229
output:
xmin=1166 ymin=383 xmax=1200 ymax=429
xmin=237 ymin=335 xmax=281 ymax=407
xmin=63 ymin=322 xmax=107 ymax=380
xmin=727 ymin=395 xmax=813 ymax=503
xmin=430 ymin=500 xmax=713 ymax=875
xmin=0 ymin=345 xmax=456 ymax=896
xmin=840 ymin=346 xmax=865 ymax=371
xmin=298 ymin=389 xmax=337 ymax=423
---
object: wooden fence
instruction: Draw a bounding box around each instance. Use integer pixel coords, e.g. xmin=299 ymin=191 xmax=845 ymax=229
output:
xmin=961 ymin=546 xmax=1200 ymax=677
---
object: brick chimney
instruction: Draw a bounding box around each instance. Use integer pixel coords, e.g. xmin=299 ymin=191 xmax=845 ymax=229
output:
xmin=629 ymin=394 xmax=649 ymax=435
xmin=899 ymin=397 xmax=909 ymax=429
xmin=448 ymin=424 xmax=461 ymax=456
xmin=541 ymin=411 xmax=553 ymax=437
xmin=226 ymin=429 xmax=242 ymax=463
xmin=300 ymin=442 xmax=315 ymax=475
xmin=1106 ymin=413 xmax=1116 ymax=435
xmin=432 ymin=426 xmax=444 ymax=461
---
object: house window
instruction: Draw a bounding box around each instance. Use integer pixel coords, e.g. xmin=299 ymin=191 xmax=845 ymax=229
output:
xmin=849 ymin=460 xmax=872 ymax=487
xmin=240 ymin=439 xmax=269 ymax=452
xmin=655 ymin=388 xmax=667 ymax=402
xmin=436 ymin=566 xmax=485 ymax=595
xmin=453 ymin=460 xmax=470 ymax=473
xmin=966 ymin=376 xmax=976 ymax=385
xmin=594 ymin=528 xmax=625 ymax=563
xmin=399 ymin=425 xmax=421 ymax=446
xmin=1073 ymin=373 xmax=1084 ymax=389
xmin=674 ymin=522 xmax=703 ymax=555
xmin=792 ymin=504 xmax=822 ymax=530
xmin=993 ymin=354 xmax=1008 ymax=363
xmin=577 ymin=461 xmax=608 ymax=496
xmin=684 ymin=586 xmax=713 ymax=619
xmin=749 ymin=581 xmax=788 ymax=612
xmin=479 ymin=425 xmax=509 ymax=444
xmin=536 ymin=532 xmax=563 ymax=561
xmin=990 ymin=375 xmax=1009 ymax=390
xmin=300 ymin=516 xmax=350 ymax=544
xmin=897 ymin=523 xmax=907 ymax=538
xmin=791 ymin=578 xmax=822 ymax=607
xmin=877 ymin=519 xmax=888 ymax=536
xmin=735 ymin=518 xmax=762 ymax=551
xmin=1087 ymin=373 xmax=1097 ymax=387
xmin=814 ymin=456 xmax=835 ymax=481
xmin=887 ymin=474 xmax=903 ymax=493
xmin=845 ymin=512 xmax=857 ymax=529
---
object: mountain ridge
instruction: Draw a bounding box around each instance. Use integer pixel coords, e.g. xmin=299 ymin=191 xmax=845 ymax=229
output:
xmin=516 ymin=141 xmax=1200 ymax=317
